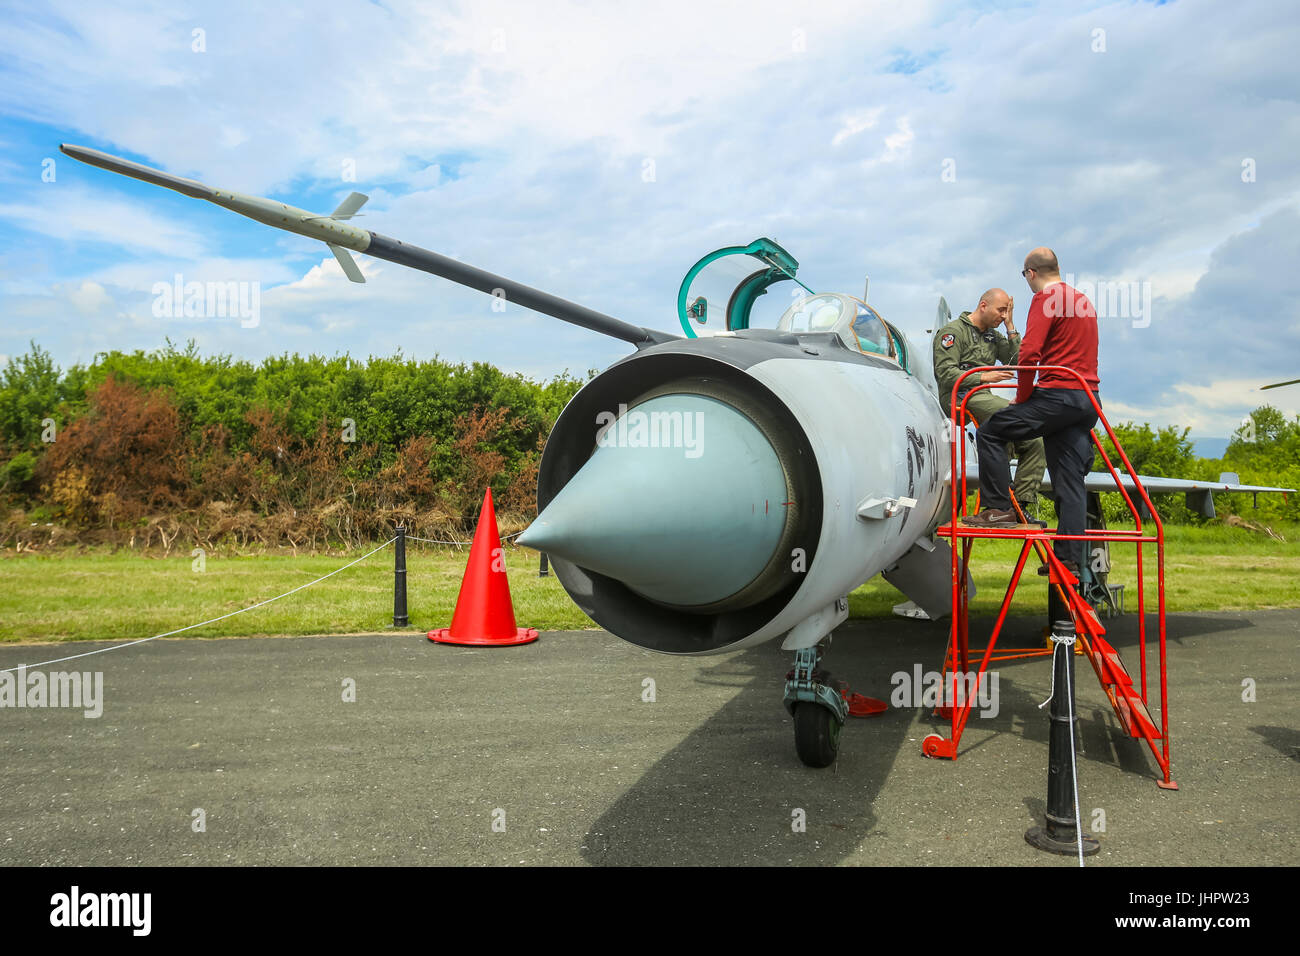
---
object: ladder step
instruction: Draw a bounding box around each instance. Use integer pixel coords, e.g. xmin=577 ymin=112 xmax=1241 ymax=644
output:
xmin=1103 ymin=651 xmax=1134 ymax=686
xmin=1088 ymin=636 xmax=1159 ymax=738
xmin=936 ymin=523 xmax=1052 ymax=535
xmin=1090 ymin=635 xmax=1132 ymax=687
xmin=1115 ymin=683 xmax=1160 ymax=738
xmin=1045 ymin=564 xmax=1077 ymax=585
xmin=1067 ymin=597 xmax=1106 ymax=638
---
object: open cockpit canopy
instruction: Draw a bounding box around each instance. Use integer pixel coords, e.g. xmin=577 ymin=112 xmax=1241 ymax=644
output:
xmin=677 ymin=238 xmax=909 ymax=371
xmin=677 ymin=238 xmax=810 ymax=337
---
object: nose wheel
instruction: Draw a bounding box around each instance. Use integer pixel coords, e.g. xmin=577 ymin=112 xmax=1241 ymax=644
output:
xmin=793 ymin=702 xmax=842 ymax=768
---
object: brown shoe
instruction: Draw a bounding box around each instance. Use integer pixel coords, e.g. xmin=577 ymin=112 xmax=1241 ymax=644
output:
xmin=961 ymin=508 xmax=1017 ymax=526
xmin=1038 ymin=559 xmax=1080 ymax=577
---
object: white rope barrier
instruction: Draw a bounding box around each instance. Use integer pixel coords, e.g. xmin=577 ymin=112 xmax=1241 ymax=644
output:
xmin=1 ymin=537 xmax=397 ymax=675
xmin=404 ymin=530 xmax=524 ymax=546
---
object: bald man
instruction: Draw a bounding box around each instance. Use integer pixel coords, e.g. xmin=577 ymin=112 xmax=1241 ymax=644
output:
xmin=932 ymin=288 xmax=1046 ymax=516
xmin=963 ymin=249 xmax=1101 ymax=575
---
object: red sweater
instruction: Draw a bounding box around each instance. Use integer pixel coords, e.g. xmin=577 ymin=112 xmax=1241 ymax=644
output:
xmin=1016 ymin=282 xmax=1100 ymax=403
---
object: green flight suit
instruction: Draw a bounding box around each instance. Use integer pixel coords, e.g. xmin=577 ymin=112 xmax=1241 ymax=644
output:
xmin=933 ymin=310 xmax=1046 ymax=511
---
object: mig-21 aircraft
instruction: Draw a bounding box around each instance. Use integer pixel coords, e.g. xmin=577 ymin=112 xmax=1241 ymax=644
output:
xmin=59 ymin=143 xmax=1294 ymax=767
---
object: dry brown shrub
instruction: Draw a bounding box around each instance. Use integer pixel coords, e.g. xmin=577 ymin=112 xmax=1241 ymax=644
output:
xmin=40 ymin=376 xmax=189 ymax=525
xmin=1223 ymin=514 xmax=1287 ymax=541
xmin=439 ymin=406 xmax=525 ymax=521
xmin=20 ymin=379 xmax=548 ymax=552
xmin=497 ymin=433 xmax=544 ymax=516
xmin=377 ymin=435 xmax=437 ymax=503
xmin=48 ymin=466 xmax=94 ymax=526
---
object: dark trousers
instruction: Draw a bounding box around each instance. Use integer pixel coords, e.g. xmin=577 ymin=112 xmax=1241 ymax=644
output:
xmin=976 ymin=387 xmax=1100 ymax=566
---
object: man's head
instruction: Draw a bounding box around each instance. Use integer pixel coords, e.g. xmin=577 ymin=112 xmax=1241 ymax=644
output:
xmin=1021 ymin=247 xmax=1060 ymax=293
xmin=971 ymin=287 xmax=1011 ymax=330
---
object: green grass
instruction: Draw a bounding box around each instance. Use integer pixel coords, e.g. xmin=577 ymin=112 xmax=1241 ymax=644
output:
xmin=3 ymin=521 xmax=1299 ymax=644
xmin=0 ymin=544 xmax=585 ymax=644
xmin=850 ymin=520 xmax=1300 ymax=618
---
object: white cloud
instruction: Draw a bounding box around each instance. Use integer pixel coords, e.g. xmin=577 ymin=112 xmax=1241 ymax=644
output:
xmin=279 ymin=255 xmax=380 ymax=291
xmin=882 ymin=116 xmax=914 ymax=161
xmin=0 ymin=0 xmax=933 ymax=193
xmin=1169 ymin=381 xmax=1300 ymax=435
xmin=60 ymin=280 xmax=113 ymax=315
xmin=1101 ymin=393 xmax=1300 ymax=440
xmin=86 ymin=257 xmax=300 ymax=292
xmin=0 ymin=187 xmax=208 ymax=257
xmin=832 ymin=108 xmax=885 ymax=147
xmin=2 ymin=0 xmax=1299 ymax=437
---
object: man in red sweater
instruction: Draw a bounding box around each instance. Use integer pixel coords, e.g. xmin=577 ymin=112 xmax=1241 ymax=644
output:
xmin=963 ymin=248 xmax=1101 ymax=575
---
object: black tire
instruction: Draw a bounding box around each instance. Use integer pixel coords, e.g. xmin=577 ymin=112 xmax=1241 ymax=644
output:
xmin=793 ymin=702 xmax=841 ymax=768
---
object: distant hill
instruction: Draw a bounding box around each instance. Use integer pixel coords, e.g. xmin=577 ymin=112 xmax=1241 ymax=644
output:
xmin=1193 ymin=437 xmax=1230 ymax=459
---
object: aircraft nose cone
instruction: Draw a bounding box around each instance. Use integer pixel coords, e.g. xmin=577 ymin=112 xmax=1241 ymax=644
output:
xmin=517 ymin=392 xmax=790 ymax=608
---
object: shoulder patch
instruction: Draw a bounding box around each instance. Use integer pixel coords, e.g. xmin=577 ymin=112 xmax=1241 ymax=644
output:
xmin=941 ymin=333 xmax=955 ymax=349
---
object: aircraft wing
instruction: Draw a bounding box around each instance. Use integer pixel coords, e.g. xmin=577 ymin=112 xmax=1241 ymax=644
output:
xmin=960 ymin=462 xmax=1293 ymax=517
xmin=1074 ymin=473 xmax=1292 ymax=496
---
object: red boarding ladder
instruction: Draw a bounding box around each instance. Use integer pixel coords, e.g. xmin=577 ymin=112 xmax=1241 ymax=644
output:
xmin=925 ymin=365 xmax=1176 ymax=789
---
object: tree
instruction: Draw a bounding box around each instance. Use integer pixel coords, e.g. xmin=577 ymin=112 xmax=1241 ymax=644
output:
xmin=1219 ymin=405 xmax=1300 ymax=524
xmin=1091 ymin=421 xmax=1208 ymax=523
xmin=0 ymin=343 xmax=65 ymax=452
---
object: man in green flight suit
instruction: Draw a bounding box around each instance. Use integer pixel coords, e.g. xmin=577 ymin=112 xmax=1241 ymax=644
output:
xmin=933 ymin=288 xmax=1047 ymax=518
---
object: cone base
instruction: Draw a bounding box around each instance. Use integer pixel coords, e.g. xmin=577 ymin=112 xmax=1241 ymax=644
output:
xmin=427 ymin=627 xmax=539 ymax=647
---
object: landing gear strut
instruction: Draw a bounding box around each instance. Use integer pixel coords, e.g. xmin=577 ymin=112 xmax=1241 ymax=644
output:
xmin=783 ymin=643 xmax=849 ymax=768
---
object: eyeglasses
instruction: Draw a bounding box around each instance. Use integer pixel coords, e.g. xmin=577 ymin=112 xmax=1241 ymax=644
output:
xmin=1021 ymin=268 xmax=1034 ymax=277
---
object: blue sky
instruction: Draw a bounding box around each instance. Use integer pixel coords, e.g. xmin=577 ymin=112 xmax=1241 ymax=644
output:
xmin=1 ymin=0 xmax=1297 ymax=438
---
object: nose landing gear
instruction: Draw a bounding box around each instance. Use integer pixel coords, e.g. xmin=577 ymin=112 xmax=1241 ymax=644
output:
xmin=783 ymin=643 xmax=849 ymax=768
xmin=783 ymin=640 xmax=888 ymax=767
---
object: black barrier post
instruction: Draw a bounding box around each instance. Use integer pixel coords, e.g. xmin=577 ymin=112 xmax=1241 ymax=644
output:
xmin=538 ymin=552 xmax=549 ymax=577
xmin=393 ymin=526 xmax=409 ymax=627
xmin=1047 ymin=561 xmax=1085 ymax=632
xmin=1026 ymin=620 xmax=1100 ymax=857
xmin=1047 ymin=579 xmax=1069 ymax=636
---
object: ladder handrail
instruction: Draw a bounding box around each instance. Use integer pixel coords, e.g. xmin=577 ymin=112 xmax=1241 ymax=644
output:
xmin=948 ymin=364 xmax=1165 ymax=539
xmin=939 ymin=364 xmax=1172 ymax=786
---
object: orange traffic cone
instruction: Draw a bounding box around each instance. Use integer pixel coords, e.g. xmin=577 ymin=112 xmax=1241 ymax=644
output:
xmin=428 ymin=488 xmax=538 ymax=646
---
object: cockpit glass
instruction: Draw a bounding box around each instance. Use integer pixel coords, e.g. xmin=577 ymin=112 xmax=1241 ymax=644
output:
xmin=852 ymin=304 xmax=892 ymax=356
xmin=778 ymin=294 xmax=896 ymax=360
xmin=779 ymin=294 xmax=847 ymax=333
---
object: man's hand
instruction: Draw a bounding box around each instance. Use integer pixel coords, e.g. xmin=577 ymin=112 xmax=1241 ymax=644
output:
xmin=1004 ymin=295 xmax=1016 ymax=334
xmin=980 ymin=369 xmax=1014 ymax=384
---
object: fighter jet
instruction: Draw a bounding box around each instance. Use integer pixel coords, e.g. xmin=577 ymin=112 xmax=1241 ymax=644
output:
xmin=59 ymin=144 xmax=1294 ymax=767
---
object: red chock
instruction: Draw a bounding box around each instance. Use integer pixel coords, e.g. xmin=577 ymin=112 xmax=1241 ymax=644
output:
xmin=846 ymin=693 xmax=887 ymax=717
xmin=428 ymin=488 xmax=539 ymax=647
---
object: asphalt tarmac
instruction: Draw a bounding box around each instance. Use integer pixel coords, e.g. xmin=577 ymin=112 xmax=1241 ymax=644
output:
xmin=1 ymin=609 xmax=1295 ymax=866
